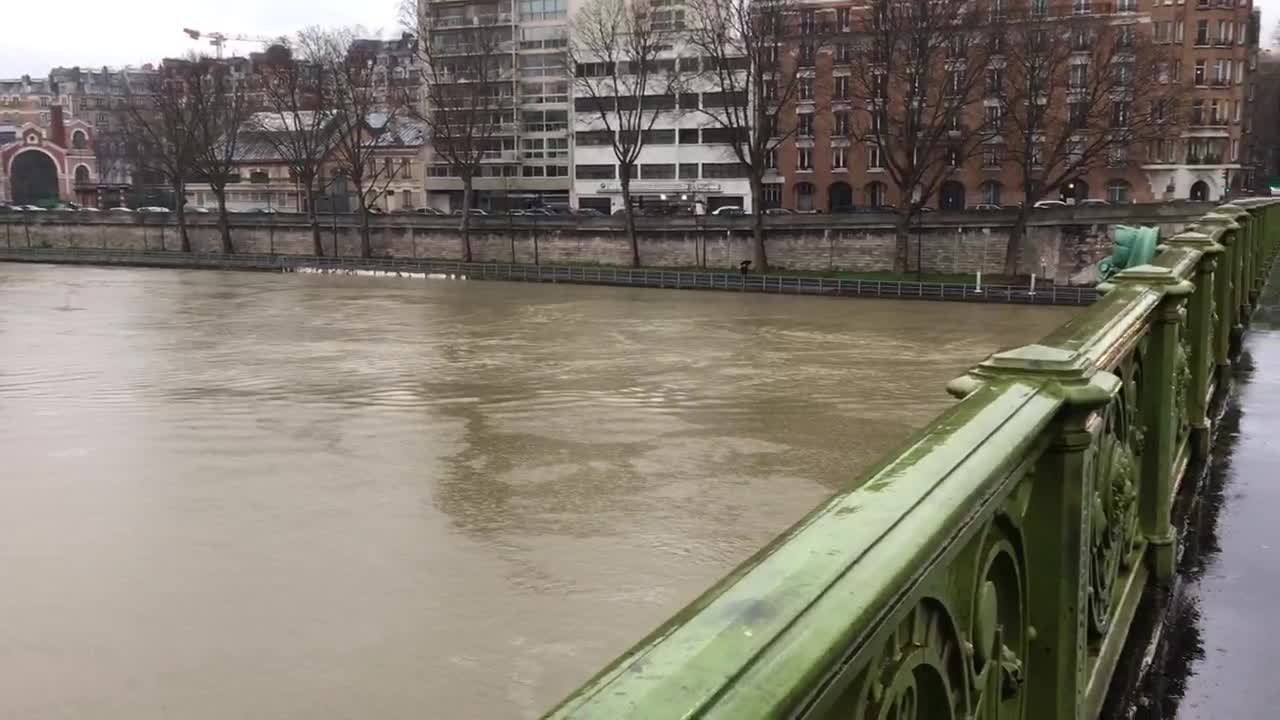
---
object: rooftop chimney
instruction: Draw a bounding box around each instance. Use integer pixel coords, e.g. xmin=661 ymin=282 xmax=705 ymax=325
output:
xmin=50 ymin=106 xmax=67 ymax=148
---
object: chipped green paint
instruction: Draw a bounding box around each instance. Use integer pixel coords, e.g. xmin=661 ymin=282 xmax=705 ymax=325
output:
xmin=545 ymin=201 xmax=1280 ymax=720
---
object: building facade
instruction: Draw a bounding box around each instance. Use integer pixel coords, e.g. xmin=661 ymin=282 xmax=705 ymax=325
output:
xmin=419 ymin=0 xmax=573 ymax=211
xmin=768 ymin=0 xmax=1261 ymax=212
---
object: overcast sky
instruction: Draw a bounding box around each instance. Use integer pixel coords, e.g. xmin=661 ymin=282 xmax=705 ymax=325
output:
xmin=3 ymin=0 xmax=1279 ymax=78
xmin=0 ymin=0 xmax=406 ymax=77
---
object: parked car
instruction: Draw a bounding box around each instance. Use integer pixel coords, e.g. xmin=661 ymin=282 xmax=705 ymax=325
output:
xmin=250 ymin=207 xmax=278 ymax=214
xmin=186 ymin=206 xmax=211 ymax=214
xmin=523 ymin=208 xmax=554 ymax=216
xmin=109 ymin=207 xmax=135 ymax=213
xmin=572 ymin=208 xmax=605 ymax=217
xmin=414 ymin=207 xmax=446 ymax=216
xmin=712 ymin=206 xmax=744 ymax=216
xmin=971 ymin=204 xmax=1003 ymax=211
xmin=17 ymin=205 xmax=48 ymax=212
xmin=1078 ymin=198 xmax=1109 ymax=207
xmin=1033 ymin=200 xmax=1068 ymax=209
xmin=137 ymin=206 xmax=170 ymax=213
xmin=451 ymin=208 xmax=488 ymax=216
xmin=765 ymin=208 xmax=796 ymax=216
xmin=77 ymin=206 xmax=102 ymax=212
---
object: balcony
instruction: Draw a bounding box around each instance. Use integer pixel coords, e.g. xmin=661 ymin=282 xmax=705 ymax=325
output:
xmin=430 ymin=13 xmax=513 ymax=28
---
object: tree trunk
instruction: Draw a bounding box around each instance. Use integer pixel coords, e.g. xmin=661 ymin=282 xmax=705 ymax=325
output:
xmin=173 ymin=178 xmax=190 ymax=253
xmin=1004 ymin=207 xmax=1030 ymax=277
xmin=460 ymin=178 xmax=473 ymax=263
xmin=620 ymin=172 xmax=640 ymax=267
xmin=358 ymin=200 xmax=372 ymax=258
xmin=215 ymin=187 xmax=233 ymax=254
xmin=749 ymin=174 xmax=768 ymax=272
xmin=305 ymin=181 xmax=322 ymax=257
xmin=893 ymin=213 xmax=911 ymax=274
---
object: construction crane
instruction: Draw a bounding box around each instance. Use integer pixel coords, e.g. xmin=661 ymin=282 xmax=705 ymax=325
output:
xmin=182 ymin=28 xmax=276 ymax=59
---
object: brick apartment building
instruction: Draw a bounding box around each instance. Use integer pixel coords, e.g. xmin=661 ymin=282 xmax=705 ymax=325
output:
xmin=771 ymin=0 xmax=1262 ymax=212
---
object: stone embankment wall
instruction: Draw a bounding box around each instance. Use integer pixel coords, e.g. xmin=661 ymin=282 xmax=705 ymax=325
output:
xmin=0 ymin=203 xmax=1208 ymax=283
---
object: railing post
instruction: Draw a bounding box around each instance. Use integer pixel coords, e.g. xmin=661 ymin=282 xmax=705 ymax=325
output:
xmin=952 ymin=349 xmax=1119 ymax=720
xmin=1165 ymin=230 xmax=1223 ymax=460
xmin=1105 ymin=265 xmax=1194 ymax=582
xmin=1195 ymin=214 xmax=1243 ymax=367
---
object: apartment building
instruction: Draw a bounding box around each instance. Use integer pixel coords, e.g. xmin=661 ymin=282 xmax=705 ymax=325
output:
xmin=419 ymin=0 xmax=573 ymax=211
xmin=769 ymin=0 xmax=1260 ymax=212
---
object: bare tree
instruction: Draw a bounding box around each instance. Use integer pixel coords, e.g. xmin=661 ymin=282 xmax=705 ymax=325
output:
xmin=570 ymin=0 xmax=683 ymax=266
xmin=184 ymin=56 xmax=252 ymax=254
xmin=684 ymin=0 xmax=814 ymax=272
xmin=254 ymin=36 xmax=341 ymax=256
xmin=407 ymin=5 xmax=512 ymax=262
xmin=118 ymin=68 xmax=203 ymax=251
xmin=996 ymin=6 xmax=1175 ymax=274
xmin=845 ymin=0 xmax=996 ymax=272
xmin=311 ymin=29 xmax=406 ymax=258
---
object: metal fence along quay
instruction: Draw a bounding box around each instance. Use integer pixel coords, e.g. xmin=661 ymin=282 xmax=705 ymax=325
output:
xmin=0 ymin=247 xmax=1099 ymax=306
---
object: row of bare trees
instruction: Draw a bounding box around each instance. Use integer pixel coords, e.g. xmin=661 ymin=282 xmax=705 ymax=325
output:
xmin=551 ymin=0 xmax=1179 ymax=272
xmin=116 ymin=27 xmax=410 ymax=257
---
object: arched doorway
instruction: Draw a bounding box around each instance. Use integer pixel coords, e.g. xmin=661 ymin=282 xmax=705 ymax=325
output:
xmin=828 ymin=182 xmax=853 ymax=212
xmin=74 ymin=165 xmax=91 ymax=185
xmin=1060 ymin=178 xmax=1089 ymax=203
xmin=1190 ymin=180 xmax=1209 ymax=201
xmin=940 ymin=181 xmax=966 ymax=210
xmin=10 ymin=150 xmax=59 ymax=206
xmin=794 ymin=182 xmax=815 ymax=211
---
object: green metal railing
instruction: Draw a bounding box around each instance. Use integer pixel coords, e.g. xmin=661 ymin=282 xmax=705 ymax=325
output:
xmin=545 ymin=200 xmax=1280 ymax=720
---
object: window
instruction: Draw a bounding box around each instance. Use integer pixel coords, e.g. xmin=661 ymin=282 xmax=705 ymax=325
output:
xmin=986 ymin=105 xmax=1003 ymax=131
xmin=1239 ymin=21 xmax=1248 ymax=45
xmin=703 ymin=163 xmax=747 ymax=179
xmin=575 ymin=164 xmax=615 ymax=179
xmin=1234 ymin=100 xmax=1241 ymax=123
xmin=1111 ymin=101 xmax=1131 ymax=128
xmin=1194 ymin=60 xmax=1206 ymax=86
xmin=872 ymin=109 xmax=887 ymax=135
xmin=867 ymin=144 xmax=883 ymax=169
xmin=865 ymin=181 xmax=886 ymax=207
xmin=1070 ymin=63 xmax=1089 ymax=89
xmin=1116 ymin=25 xmax=1135 ymax=49
xmin=834 ymin=111 xmax=850 ymax=136
xmin=642 ymin=129 xmax=675 ymax=145
xmin=1217 ymin=20 xmax=1229 ymax=44
xmin=801 ymin=10 xmax=815 ymax=33
xmin=832 ymin=147 xmax=848 ymax=170
xmin=678 ymin=128 xmax=699 ymax=144
xmin=679 ymin=163 xmax=699 ymax=179
xmin=1107 ymin=145 xmax=1127 ymax=166
xmin=641 ymin=164 xmax=675 ymax=179
xmin=519 ymin=0 xmax=565 ymax=20
xmin=763 ymin=184 xmax=782 ymax=209
xmin=1196 ymin=20 xmax=1209 ymax=45
xmin=981 ymin=181 xmax=1002 ymax=205
xmin=797 ymin=148 xmax=812 ymax=171
xmin=576 ymin=131 xmax=613 ymax=146
xmin=1191 ymin=99 xmax=1205 ymax=124
xmin=834 ymin=76 xmax=849 ymax=100
xmin=982 ymin=145 xmax=1001 ymax=168
xmin=1031 ymin=143 xmax=1044 ymax=167
xmin=1175 ymin=20 xmax=1184 ymax=43
xmin=1106 ymin=180 xmax=1131 ymax=203
xmin=799 ymin=77 xmax=814 ymax=101
xmin=799 ymin=43 xmax=815 ymax=67
xmin=797 ymin=113 xmax=814 ymax=137
xmin=1154 ymin=21 xmax=1171 ymax=43
xmin=986 ymin=67 xmax=1003 ymax=95
xmin=837 ymin=8 xmax=849 ymax=29
xmin=946 ymin=147 xmax=961 ymax=167
xmin=765 ymin=150 xmax=777 ymax=170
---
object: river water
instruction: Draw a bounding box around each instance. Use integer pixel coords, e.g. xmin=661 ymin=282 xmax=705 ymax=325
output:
xmin=0 ymin=265 xmax=1073 ymax=719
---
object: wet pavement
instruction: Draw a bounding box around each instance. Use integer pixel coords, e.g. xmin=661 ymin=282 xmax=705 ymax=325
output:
xmin=1147 ymin=274 xmax=1280 ymax=719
